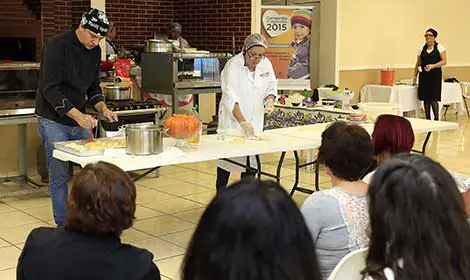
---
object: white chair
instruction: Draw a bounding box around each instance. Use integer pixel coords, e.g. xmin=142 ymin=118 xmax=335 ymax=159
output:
xmin=460 ymin=82 xmax=470 ymax=118
xmin=327 ymin=248 xmax=368 ymax=280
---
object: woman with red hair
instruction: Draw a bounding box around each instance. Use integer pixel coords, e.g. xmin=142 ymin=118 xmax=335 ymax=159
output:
xmin=363 ymin=114 xmax=470 ymax=216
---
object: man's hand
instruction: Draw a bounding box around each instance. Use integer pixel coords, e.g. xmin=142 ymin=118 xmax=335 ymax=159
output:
xmin=95 ymin=101 xmax=118 ymax=122
xmin=102 ymin=109 xmax=118 ymax=122
xmin=66 ymin=108 xmax=96 ymax=129
xmin=75 ymin=113 xmax=97 ymax=129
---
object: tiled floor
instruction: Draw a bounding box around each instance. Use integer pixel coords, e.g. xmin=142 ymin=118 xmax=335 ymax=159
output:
xmin=0 ymin=113 xmax=469 ymax=280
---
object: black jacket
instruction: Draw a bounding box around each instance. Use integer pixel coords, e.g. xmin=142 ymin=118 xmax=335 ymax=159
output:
xmin=17 ymin=227 xmax=161 ymax=280
xmin=35 ymin=30 xmax=105 ymax=126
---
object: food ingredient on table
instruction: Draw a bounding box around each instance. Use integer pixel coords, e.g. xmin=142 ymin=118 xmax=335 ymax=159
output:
xmin=65 ymin=143 xmax=86 ymax=152
xmin=84 ymin=142 xmax=106 ymax=150
xmin=230 ymin=138 xmax=246 ymax=145
xmin=64 ymin=138 xmax=126 ymax=151
xmin=165 ymin=114 xmax=201 ymax=139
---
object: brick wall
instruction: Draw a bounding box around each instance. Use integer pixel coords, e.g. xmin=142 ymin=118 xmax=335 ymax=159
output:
xmin=105 ymin=0 xmax=251 ymax=53
xmin=71 ymin=0 xmax=91 ymax=29
xmin=174 ymin=0 xmax=252 ymax=53
xmin=0 ymin=0 xmax=42 ymax=61
xmin=105 ymin=0 xmax=175 ymax=49
xmin=55 ymin=0 xmax=72 ymax=34
xmin=0 ymin=0 xmax=251 ymax=61
xmin=175 ymin=0 xmax=251 ymax=52
xmin=42 ymin=0 xmax=89 ymax=57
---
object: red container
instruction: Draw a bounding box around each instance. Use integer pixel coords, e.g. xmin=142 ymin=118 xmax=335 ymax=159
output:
xmin=381 ymin=70 xmax=395 ymax=86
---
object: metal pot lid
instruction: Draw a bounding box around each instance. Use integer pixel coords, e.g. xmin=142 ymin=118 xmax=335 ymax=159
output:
xmin=126 ymin=123 xmax=164 ymax=130
xmin=146 ymin=39 xmax=171 ymax=43
xmin=104 ymin=85 xmax=130 ymax=90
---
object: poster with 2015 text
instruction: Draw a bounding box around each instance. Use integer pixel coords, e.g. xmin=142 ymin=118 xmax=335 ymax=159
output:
xmin=261 ymin=6 xmax=313 ymax=84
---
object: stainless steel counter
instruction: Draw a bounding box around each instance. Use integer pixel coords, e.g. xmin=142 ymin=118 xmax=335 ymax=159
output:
xmin=0 ymin=114 xmax=43 ymax=197
xmin=0 ymin=62 xmax=40 ymax=71
xmin=0 ymin=108 xmax=36 ymax=118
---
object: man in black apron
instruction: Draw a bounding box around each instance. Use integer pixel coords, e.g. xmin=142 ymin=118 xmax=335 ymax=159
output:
xmin=414 ymin=28 xmax=447 ymax=120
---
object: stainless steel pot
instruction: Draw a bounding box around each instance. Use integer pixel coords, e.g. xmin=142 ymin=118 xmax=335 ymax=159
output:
xmin=125 ymin=124 xmax=164 ymax=155
xmin=145 ymin=39 xmax=173 ymax=53
xmin=103 ymin=85 xmax=132 ymax=100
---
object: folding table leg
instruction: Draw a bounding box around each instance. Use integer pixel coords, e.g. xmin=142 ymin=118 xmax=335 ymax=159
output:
xmin=464 ymin=98 xmax=470 ymax=118
xmin=276 ymin=152 xmax=286 ymax=184
xmin=255 ymin=155 xmax=262 ymax=180
xmin=412 ymin=132 xmax=432 ymax=154
xmin=289 ymin=151 xmax=301 ymax=196
xmin=315 ymin=160 xmax=320 ymax=191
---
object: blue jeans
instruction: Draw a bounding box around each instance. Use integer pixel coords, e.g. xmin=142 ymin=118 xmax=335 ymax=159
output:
xmin=38 ymin=118 xmax=89 ymax=226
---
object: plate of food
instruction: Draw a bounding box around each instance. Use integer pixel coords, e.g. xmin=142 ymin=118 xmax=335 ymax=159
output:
xmin=346 ymin=112 xmax=368 ymax=123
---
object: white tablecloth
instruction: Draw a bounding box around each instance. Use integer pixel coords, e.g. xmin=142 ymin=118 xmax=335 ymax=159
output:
xmin=360 ymin=83 xmax=465 ymax=118
xmin=53 ymin=119 xmax=459 ymax=171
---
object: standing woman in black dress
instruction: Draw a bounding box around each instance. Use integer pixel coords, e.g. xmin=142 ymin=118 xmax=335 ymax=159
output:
xmin=413 ymin=28 xmax=447 ymax=120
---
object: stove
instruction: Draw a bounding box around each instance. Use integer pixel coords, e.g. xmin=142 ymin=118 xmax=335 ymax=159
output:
xmin=97 ymin=99 xmax=167 ymax=137
xmin=105 ymin=99 xmax=162 ymax=112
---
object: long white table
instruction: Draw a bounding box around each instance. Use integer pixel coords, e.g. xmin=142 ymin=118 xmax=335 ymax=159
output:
xmin=268 ymin=118 xmax=458 ymax=138
xmin=53 ymin=118 xmax=459 ymax=195
xmin=53 ymin=132 xmax=316 ymax=171
xmin=360 ymin=83 xmax=465 ymax=118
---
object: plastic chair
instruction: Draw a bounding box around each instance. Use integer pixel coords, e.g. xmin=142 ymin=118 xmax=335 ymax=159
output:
xmin=327 ymin=248 xmax=368 ymax=280
xmin=460 ymin=82 xmax=470 ymax=118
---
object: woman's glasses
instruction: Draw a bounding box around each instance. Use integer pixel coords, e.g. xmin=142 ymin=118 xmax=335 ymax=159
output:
xmin=247 ymin=50 xmax=265 ymax=61
xmin=424 ymin=34 xmax=435 ymax=38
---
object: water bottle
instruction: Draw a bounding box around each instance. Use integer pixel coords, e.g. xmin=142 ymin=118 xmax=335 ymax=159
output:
xmin=343 ymin=88 xmax=351 ymax=111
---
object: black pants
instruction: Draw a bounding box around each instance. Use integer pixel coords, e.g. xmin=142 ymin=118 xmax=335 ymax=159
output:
xmin=216 ymin=167 xmax=256 ymax=191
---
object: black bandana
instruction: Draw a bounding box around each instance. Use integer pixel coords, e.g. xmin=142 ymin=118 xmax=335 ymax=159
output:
xmin=81 ymin=8 xmax=109 ymax=36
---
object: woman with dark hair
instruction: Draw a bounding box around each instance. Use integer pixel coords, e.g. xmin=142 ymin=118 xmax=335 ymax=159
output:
xmin=301 ymin=121 xmax=373 ymax=279
xmin=363 ymin=154 xmax=470 ymax=279
xmin=363 ymin=114 xmax=470 ymax=216
xmin=183 ymin=180 xmax=321 ymax=280
xmin=17 ymin=162 xmax=161 ymax=280
xmin=414 ymin=28 xmax=447 ymax=120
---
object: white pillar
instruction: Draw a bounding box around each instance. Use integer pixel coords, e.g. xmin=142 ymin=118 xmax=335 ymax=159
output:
xmin=251 ymin=0 xmax=261 ymax=33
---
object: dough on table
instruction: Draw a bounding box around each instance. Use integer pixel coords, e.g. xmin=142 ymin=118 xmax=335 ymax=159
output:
xmin=84 ymin=142 xmax=106 ymax=150
xmin=102 ymin=138 xmax=126 ymax=148
xmin=230 ymin=138 xmax=246 ymax=145
xmin=65 ymin=143 xmax=86 ymax=152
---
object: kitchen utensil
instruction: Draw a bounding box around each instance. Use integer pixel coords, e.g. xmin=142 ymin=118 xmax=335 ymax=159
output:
xmin=125 ymin=124 xmax=165 ymax=155
xmin=145 ymin=39 xmax=173 ymax=53
xmin=87 ymin=128 xmax=93 ymax=143
xmin=103 ymin=85 xmax=132 ymax=100
xmin=321 ymin=99 xmax=336 ymax=109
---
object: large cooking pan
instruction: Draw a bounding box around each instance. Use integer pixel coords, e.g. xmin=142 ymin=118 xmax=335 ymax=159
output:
xmin=145 ymin=39 xmax=173 ymax=53
xmin=103 ymin=85 xmax=132 ymax=100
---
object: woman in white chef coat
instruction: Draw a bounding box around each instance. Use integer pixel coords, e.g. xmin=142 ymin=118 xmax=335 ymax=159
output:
xmin=216 ymin=34 xmax=278 ymax=191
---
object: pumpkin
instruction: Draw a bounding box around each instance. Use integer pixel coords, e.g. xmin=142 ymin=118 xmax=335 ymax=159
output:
xmin=165 ymin=114 xmax=201 ymax=139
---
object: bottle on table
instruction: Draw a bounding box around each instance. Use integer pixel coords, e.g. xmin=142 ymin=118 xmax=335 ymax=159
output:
xmin=343 ymin=88 xmax=352 ymax=110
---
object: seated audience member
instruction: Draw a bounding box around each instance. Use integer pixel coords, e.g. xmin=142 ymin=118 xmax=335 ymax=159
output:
xmin=183 ymin=180 xmax=322 ymax=280
xmin=363 ymin=114 xmax=470 ymax=216
xmin=301 ymin=121 xmax=373 ymax=279
xmin=17 ymin=162 xmax=160 ymax=280
xmin=363 ymin=154 xmax=470 ymax=279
